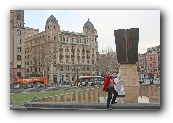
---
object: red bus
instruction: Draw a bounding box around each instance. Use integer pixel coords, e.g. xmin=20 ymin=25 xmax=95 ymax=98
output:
xmin=75 ymin=76 xmax=104 ymax=86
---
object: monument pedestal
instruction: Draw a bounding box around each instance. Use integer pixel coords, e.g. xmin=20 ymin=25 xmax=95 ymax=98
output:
xmin=119 ymin=64 xmax=140 ymax=103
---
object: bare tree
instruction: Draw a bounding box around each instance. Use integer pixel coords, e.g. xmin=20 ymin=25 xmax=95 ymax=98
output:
xmin=98 ymin=47 xmax=119 ymax=76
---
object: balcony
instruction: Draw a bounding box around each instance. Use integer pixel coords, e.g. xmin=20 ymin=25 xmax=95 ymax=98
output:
xmin=82 ymin=49 xmax=85 ymax=52
xmin=71 ymin=55 xmax=75 ymax=58
xmin=65 ymin=55 xmax=70 ymax=58
xmin=86 ymin=49 xmax=90 ymax=53
xmin=71 ymin=49 xmax=75 ymax=52
xmin=65 ymin=49 xmax=69 ymax=52
xmin=59 ymin=55 xmax=64 ymax=58
xmin=82 ymin=56 xmax=85 ymax=59
xmin=87 ymin=56 xmax=90 ymax=59
xmin=59 ymin=48 xmax=63 ymax=51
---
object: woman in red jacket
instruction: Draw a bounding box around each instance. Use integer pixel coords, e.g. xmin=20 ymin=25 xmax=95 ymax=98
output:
xmin=102 ymin=73 xmax=118 ymax=109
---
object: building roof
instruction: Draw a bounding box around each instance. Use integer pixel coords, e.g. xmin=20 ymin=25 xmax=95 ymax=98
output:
xmin=83 ymin=18 xmax=94 ymax=29
xmin=46 ymin=15 xmax=58 ymax=24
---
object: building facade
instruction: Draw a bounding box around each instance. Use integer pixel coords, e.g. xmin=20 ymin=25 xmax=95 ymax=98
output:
xmin=24 ymin=15 xmax=99 ymax=84
xmin=137 ymin=53 xmax=147 ymax=74
xmin=10 ymin=10 xmax=40 ymax=85
xmin=146 ymin=45 xmax=160 ymax=78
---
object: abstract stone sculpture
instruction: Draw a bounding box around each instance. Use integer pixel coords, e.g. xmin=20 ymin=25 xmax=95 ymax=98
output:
xmin=114 ymin=28 xmax=139 ymax=64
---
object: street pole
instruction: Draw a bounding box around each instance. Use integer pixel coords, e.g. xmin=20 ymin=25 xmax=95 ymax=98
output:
xmin=76 ymin=69 xmax=78 ymax=86
xmin=46 ymin=57 xmax=48 ymax=85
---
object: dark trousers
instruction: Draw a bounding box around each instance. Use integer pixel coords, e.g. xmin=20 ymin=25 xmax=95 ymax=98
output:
xmin=106 ymin=86 xmax=118 ymax=108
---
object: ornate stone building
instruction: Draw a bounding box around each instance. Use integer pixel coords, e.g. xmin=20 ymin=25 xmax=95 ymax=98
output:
xmin=24 ymin=15 xmax=99 ymax=84
xmin=10 ymin=10 xmax=40 ymax=85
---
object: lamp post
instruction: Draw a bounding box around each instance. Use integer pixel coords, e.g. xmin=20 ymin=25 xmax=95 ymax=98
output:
xmin=33 ymin=64 xmax=36 ymax=77
xmin=76 ymin=66 xmax=80 ymax=86
xmin=85 ymin=66 xmax=87 ymax=76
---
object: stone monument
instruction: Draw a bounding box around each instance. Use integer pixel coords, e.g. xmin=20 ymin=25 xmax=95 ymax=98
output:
xmin=114 ymin=28 xmax=140 ymax=103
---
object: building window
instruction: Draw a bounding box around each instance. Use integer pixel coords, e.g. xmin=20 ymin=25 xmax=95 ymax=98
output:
xmin=17 ymin=65 xmax=21 ymax=68
xmin=17 ymin=47 xmax=21 ymax=52
xmin=17 ymin=12 xmax=21 ymax=21
xmin=60 ymin=59 xmax=63 ymax=63
xmin=66 ymin=38 xmax=69 ymax=42
xmin=66 ymin=67 xmax=69 ymax=71
xmin=72 ymin=76 xmax=74 ymax=81
xmin=17 ymin=23 xmax=21 ymax=28
xmin=54 ymin=36 xmax=56 ymax=41
xmin=92 ymin=48 xmax=94 ymax=53
xmin=17 ymin=72 xmax=21 ymax=77
xmin=87 ymin=60 xmax=89 ymax=64
xmin=17 ymin=30 xmax=21 ymax=35
xmin=53 ymin=66 xmax=56 ymax=71
xmin=60 ymin=37 xmax=62 ymax=41
xmin=92 ymin=54 xmax=94 ymax=58
xmin=60 ymin=66 xmax=63 ymax=71
xmin=17 ymin=39 xmax=21 ymax=44
xmin=17 ymin=55 xmax=21 ymax=60
xmin=92 ymin=60 xmax=94 ymax=64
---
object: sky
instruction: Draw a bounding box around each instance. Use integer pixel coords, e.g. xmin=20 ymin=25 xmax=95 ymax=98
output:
xmin=24 ymin=10 xmax=160 ymax=54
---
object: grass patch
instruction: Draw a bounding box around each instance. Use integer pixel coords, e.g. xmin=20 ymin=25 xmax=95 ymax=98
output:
xmin=10 ymin=88 xmax=79 ymax=105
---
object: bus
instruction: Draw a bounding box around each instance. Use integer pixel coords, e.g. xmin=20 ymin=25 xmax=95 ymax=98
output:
xmin=75 ymin=76 xmax=104 ymax=86
xmin=14 ymin=76 xmax=48 ymax=89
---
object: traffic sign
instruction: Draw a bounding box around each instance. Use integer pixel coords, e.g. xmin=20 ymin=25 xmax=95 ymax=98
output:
xmin=58 ymin=74 xmax=62 ymax=78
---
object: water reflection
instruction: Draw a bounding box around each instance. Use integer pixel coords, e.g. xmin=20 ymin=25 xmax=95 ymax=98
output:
xmin=99 ymin=85 xmax=160 ymax=103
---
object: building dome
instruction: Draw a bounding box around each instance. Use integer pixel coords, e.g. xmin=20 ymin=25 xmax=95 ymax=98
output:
xmin=46 ymin=15 xmax=58 ymax=24
xmin=83 ymin=18 xmax=94 ymax=29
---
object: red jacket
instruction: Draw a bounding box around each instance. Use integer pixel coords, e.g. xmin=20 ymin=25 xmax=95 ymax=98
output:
xmin=102 ymin=75 xmax=110 ymax=91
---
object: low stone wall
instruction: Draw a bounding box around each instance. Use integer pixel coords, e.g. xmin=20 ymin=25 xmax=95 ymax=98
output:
xmin=139 ymin=85 xmax=160 ymax=103
xmin=30 ymin=85 xmax=160 ymax=104
xmin=31 ymin=87 xmax=108 ymax=103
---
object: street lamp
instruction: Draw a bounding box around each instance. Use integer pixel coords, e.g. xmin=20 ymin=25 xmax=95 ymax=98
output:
xmin=33 ymin=64 xmax=37 ymax=77
xmin=85 ymin=66 xmax=87 ymax=76
xmin=75 ymin=66 xmax=80 ymax=86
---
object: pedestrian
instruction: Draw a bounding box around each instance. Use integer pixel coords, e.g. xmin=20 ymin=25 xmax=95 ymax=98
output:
xmin=102 ymin=73 xmax=118 ymax=109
